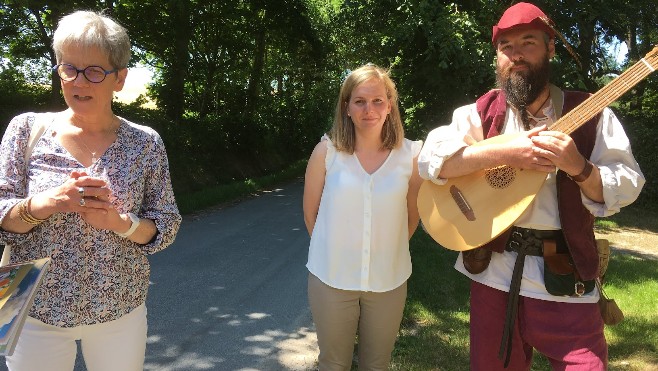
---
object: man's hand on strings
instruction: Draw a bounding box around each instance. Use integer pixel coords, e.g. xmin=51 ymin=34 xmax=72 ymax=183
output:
xmin=531 ymin=130 xmax=586 ymax=176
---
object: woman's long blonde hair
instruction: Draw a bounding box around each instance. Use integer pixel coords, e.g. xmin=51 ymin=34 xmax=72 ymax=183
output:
xmin=329 ymin=64 xmax=404 ymax=153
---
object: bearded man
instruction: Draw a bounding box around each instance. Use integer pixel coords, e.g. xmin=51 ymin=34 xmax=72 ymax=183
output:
xmin=418 ymin=2 xmax=644 ymax=370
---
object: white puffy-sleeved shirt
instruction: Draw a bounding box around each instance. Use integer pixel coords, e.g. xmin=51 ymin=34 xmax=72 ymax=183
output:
xmin=307 ymin=136 xmax=423 ymax=292
xmin=418 ymin=90 xmax=645 ymax=303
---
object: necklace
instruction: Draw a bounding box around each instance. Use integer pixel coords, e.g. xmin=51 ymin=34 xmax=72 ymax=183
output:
xmin=76 ymin=137 xmax=100 ymax=164
xmin=73 ymin=118 xmax=120 ymax=164
xmin=529 ymin=92 xmax=551 ymax=118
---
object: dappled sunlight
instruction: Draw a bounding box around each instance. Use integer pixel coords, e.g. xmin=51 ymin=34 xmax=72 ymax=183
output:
xmin=399 ymin=231 xmax=657 ymax=368
xmin=242 ymin=346 xmax=271 ymax=356
xmin=596 ymin=207 xmax=658 ymax=234
xmin=245 ymin=330 xmax=287 ymax=342
xmin=595 ymin=229 xmax=658 ymax=260
xmin=208 ymin=311 xmax=274 ymax=327
xmin=145 ymin=333 xmax=227 ymax=369
xmin=608 ymin=351 xmax=658 ymax=370
xmin=246 ymin=312 xmax=271 ymax=320
xmin=245 ymin=334 xmax=277 ymax=342
xmin=144 ymin=296 xmax=318 ymax=369
xmin=249 ymin=326 xmax=319 ymax=371
xmin=261 ymin=188 xmax=285 ymax=194
xmin=145 ymin=315 xmax=318 ymax=370
xmin=594 ymin=207 xmax=658 ymax=260
xmin=140 ymin=179 xmax=316 ymax=369
xmin=144 ymin=352 xmax=226 ymax=371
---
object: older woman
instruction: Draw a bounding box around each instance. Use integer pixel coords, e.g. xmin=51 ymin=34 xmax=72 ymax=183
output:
xmin=0 ymin=11 xmax=181 ymax=370
xmin=303 ymin=64 xmax=423 ymax=370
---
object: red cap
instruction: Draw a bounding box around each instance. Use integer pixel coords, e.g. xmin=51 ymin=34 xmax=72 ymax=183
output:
xmin=492 ymin=2 xmax=555 ymax=44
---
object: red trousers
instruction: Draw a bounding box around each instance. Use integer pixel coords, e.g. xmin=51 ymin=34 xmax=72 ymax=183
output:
xmin=470 ymin=281 xmax=607 ymax=370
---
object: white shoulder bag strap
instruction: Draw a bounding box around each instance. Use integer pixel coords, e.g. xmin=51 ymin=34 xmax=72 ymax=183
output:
xmin=1 ymin=114 xmax=51 ymax=267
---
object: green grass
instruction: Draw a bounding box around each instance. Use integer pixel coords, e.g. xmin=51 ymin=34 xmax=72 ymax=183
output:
xmin=595 ymin=204 xmax=658 ymax=233
xmin=391 ymin=232 xmax=471 ymax=370
xmin=175 ymin=159 xmax=306 ymax=214
xmin=390 ymin=230 xmax=658 ymax=370
xmin=175 ymin=164 xmax=656 ymax=370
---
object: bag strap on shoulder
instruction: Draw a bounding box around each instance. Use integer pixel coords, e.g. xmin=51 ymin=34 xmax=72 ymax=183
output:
xmin=1 ymin=114 xmax=54 ymax=267
xmin=25 ymin=113 xmax=52 ymax=164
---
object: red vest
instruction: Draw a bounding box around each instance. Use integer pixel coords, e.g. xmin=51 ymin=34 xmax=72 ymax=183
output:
xmin=476 ymin=89 xmax=600 ymax=280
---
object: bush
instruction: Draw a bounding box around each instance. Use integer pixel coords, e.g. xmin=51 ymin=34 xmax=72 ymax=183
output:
xmin=0 ymin=67 xmax=54 ymax=131
xmin=616 ymin=81 xmax=658 ymax=210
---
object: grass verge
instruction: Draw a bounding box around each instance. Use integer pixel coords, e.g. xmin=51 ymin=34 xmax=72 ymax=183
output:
xmin=392 ymin=219 xmax=658 ymax=370
xmin=175 ymin=160 xmax=307 ymax=215
xmin=594 ymin=204 xmax=658 ymax=232
xmin=175 ymin=164 xmax=656 ymax=370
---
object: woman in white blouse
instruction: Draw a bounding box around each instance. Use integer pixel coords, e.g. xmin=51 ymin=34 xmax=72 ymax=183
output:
xmin=303 ymin=64 xmax=423 ymax=370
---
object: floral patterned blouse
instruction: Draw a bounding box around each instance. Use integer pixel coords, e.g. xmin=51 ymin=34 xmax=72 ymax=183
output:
xmin=0 ymin=112 xmax=181 ymax=327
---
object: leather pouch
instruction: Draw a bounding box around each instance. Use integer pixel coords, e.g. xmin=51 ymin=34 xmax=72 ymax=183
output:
xmin=463 ymin=248 xmax=492 ymax=274
xmin=595 ymin=240 xmax=624 ymax=325
xmin=597 ymin=280 xmax=624 ymax=325
xmin=543 ymin=240 xmax=594 ymax=296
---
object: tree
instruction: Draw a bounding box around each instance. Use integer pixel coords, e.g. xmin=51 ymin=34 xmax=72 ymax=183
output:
xmin=116 ymin=0 xmax=191 ymax=121
xmin=324 ymin=0 xmax=496 ymax=136
xmin=0 ymin=2 xmax=65 ymax=107
xmin=0 ymin=0 xmax=133 ymax=107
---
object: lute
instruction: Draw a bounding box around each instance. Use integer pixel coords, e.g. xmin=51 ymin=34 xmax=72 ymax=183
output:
xmin=418 ymin=45 xmax=658 ymax=251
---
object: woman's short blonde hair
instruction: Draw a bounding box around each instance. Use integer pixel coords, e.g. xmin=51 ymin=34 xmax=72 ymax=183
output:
xmin=329 ymin=64 xmax=404 ymax=153
xmin=53 ymin=11 xmax=130 ymax=69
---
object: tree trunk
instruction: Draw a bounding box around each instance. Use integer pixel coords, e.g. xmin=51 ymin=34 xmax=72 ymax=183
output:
xmin=28 ymin=6 xmax=61 ymax=108
xmin=625 ymin=25 xmax=643 ymax=110
xmin=104 ymin=1 xmax=114 ymax=14
xmin=576 ymin=19 xmax=598 ymax=92
xmin=245 ymin=9 xmax=267 ymax=116
xmin=163 ymin=0 xmax=191 ymax=120
xmin=199 ymin=62 xmax=217 ymax=119
xmin=625 ymin=26 xmax=639 ymax=61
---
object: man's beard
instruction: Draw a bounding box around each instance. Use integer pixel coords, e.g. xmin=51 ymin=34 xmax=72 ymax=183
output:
xmin=496 ymin=56 xmax=551 ymax=129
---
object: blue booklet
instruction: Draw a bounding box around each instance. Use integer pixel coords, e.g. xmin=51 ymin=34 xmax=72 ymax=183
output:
xmin=0 ymin=258 xmax=51 ymax=356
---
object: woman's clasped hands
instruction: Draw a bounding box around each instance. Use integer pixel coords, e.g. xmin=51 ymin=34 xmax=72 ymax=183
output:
xmin=68 ymin=170 xmax=128 ymax=232
xmin=30 ymin=170 xmax=126 ymax=232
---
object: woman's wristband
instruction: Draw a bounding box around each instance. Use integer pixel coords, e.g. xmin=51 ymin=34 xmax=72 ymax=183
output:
xmin=115 ymin=213 xmax=140 ymax=238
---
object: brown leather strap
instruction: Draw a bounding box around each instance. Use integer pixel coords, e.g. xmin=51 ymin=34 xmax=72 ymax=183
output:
xmin=498 ymin=248 xmax=526 ymax=367
xmin=497 ymin=236 xmax=546 ymax=367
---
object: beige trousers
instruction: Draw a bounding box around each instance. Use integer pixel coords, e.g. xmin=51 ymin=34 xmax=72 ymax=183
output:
xmin=308 ymin=273 xmax=407 ymax=371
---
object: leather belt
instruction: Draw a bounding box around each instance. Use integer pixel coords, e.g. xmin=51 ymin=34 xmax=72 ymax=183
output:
xmin=505 ymin=227 xmax=550 ymax=256
xmin=498 ymin=226 xmax=562 ymax=367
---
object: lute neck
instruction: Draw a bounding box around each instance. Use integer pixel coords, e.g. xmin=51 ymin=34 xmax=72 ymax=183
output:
xmin=550 ymin=46 xmax=658 ymax=135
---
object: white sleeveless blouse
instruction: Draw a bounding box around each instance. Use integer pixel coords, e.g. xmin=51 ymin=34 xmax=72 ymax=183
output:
xmin=307 ymin=136 xmax=422 ymax=292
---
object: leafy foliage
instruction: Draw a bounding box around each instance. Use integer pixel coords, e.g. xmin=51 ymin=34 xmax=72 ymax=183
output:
xmin=615 ymin=78 xmax=658 ymax=208
xmin=0 ymin=66 xmax=51 ymax=129
xmin=0 ymin=0 xmax=656 ymax=200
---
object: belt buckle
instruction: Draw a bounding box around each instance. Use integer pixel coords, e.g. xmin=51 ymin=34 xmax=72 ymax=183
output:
xmin=574 ymin=281 xmax=585 ymax=297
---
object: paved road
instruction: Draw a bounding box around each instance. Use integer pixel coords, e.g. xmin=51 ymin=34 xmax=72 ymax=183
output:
xmin=2 ymin=179 xmax=319 ymax=370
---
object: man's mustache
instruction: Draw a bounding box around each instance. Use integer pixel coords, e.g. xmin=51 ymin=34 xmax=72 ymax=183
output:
xmin=506 ymin=61 xmax=531 ymax=74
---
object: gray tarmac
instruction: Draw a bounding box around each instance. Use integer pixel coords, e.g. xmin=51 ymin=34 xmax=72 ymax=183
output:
xmin=2 ymin=179 xmax=318 ymax=370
